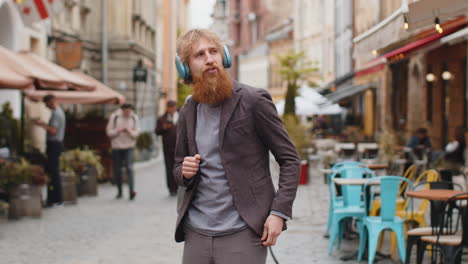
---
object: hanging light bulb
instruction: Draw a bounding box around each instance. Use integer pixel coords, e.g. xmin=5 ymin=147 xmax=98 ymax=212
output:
xmin=404 ymin=15 xmax=409 ymax=30
xmin=426 ymin=73 xmax=436 ymax=82
xmin=441 ymin=71 xmax=452 ymax=80
xmin=434 ymin=17 xmax=442 ymax=33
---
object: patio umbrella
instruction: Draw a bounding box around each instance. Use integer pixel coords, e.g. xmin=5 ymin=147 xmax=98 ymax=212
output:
xmin=24 ymin=71 xmax=125 ymax=105
xmin=275 ymin=85 xmax=345 ymax=115
xmin=17 ymin=51 xmax=95 ymax=91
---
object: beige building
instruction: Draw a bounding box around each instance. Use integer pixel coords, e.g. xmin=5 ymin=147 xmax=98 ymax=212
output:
xmin=266 ymin=20 xmax=293 ymax=102
xmin=157 ymin=0 xmax=190 ymax=114
xmin=210 ymin=0 xmax=229 ymax=43
xmin=294 ymin=0 xmax=335 ymax=86
xmin=49 ymin=0 xmax=159 ymax=131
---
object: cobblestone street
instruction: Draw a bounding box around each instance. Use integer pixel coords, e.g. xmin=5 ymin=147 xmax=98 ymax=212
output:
xmin=0 ymin=157 xmax=400 ymax=264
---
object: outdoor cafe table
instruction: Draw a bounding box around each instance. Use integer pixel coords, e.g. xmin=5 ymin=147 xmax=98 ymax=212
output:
xmin=406 ymin=189 xmax=468 ymax=201
xmin=406 ymin=189 xmax=468 ymax=232
xmin=332 ymin=178 xmax=380 ymax=186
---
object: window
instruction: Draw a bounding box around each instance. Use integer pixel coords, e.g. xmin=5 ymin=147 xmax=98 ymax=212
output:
xmin=391 ymin=60 xmax=409 ymax=130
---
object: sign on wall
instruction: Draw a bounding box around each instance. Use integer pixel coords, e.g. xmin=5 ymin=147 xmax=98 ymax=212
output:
xmin=56 ymin=41 xmax=82 ymax=70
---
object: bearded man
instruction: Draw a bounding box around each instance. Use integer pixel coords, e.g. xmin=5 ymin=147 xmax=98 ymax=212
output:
xmin=173 ymin=29 xmax=300 ymax=264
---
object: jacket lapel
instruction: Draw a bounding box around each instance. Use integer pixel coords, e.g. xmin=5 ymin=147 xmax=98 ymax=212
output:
xmin=219 ymin=82 xmax=242 ymax=148
xmin=185 ymin=99 xmax=199 ymax=156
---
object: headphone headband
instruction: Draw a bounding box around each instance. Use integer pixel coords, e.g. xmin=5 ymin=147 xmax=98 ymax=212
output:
xmin=175 ymin=45 xmax=232 ymax=81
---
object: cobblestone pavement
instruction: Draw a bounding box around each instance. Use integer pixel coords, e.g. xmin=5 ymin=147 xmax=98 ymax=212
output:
xmin=0 ymin=158 xmax=405 ymax=264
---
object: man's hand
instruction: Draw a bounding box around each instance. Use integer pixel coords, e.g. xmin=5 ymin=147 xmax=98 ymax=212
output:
xmin=261 ymin=214 xmax=284 ymax=246
xmin=31 ymin=119 xmax=44 ymax=126
xmin=182 ymin=154 xmax=201 ymax=179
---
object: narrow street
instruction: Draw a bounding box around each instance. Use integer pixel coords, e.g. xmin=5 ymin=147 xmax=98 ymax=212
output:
xmin=0 ymin=157 xmax=400 ymax=264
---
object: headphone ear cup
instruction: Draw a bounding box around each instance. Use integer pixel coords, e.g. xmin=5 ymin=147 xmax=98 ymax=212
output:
xmin=222 ymin=45 xmax=232 ymax=69
xmin=175 ymin=55 xmax=190 ymax=80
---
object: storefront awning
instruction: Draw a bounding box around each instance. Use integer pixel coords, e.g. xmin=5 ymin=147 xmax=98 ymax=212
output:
xmin=355 ymin=24 xmax=464 ymax=76
xmin=0 ymin=46 xmax=66 ymax=89
xmin=318 ymin=71 xmax=354 ymax=94
xmin=17 ymin=51 xmax=95 ymax=91
xmin=441 ymin=26 xmax=468 ymax=44
xmin=24 ymin=71 xmax=125 ymax=105
xmin=325 ymin=84 xmax=372 ymax=103
xmin=0 ymin=60 xmax=33 ymax=90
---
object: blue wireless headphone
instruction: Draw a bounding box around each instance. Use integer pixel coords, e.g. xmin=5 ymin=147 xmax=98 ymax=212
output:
xmin=175 ymin=45 xmax=232 ymax=81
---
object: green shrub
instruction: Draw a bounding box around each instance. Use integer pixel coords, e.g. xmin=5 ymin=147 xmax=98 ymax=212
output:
xmin=136 ymin=132 xmax=154 ymax=150
xmin=0 ymin=159 xmax=47 ymax=188
xmin=282 ymin=115 xmax=311 ymax=160
xmin=60 ymin=148 xmax=104 ymax=182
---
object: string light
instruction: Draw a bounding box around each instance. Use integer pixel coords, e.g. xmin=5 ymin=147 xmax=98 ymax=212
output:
xmin=435 ymin=17 xmax=443 ymax=33
xmin=404 ymin=15 xmax=409 ymax=30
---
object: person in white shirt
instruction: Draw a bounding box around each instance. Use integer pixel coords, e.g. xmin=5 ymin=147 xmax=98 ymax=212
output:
xmin=106 ymin=104 xmax=140 ymax=200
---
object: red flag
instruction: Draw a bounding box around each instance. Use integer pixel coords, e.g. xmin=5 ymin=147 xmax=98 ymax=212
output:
xmin=14 ymin=0 xmax=64 ymax=26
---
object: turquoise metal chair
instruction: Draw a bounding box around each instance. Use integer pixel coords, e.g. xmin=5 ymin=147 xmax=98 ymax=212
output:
xmin=324 ymin=161 xmax=369 ymax=237
xmin=357 ymin=176 xmax=414 ymax=264
xmin=328 ymin=166 xmax=372 ymax=255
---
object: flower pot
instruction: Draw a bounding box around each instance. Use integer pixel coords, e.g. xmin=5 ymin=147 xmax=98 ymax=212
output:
xmin=139 ymin=148 xmax=152 ymax=161
xmin=299 ymin=160 xmax=309 ymax=185
xmin=77 ymin=166 xmax=98 ymax=196
xmin=8 ymin=184 xmax=42 ymax=219
xmin=61 ymin=172 xmax=78 ymax=204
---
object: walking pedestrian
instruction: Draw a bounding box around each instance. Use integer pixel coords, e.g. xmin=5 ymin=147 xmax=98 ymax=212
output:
xmin=173 ymin=29 xmax=300 ymax=264
xmin=32 ymin=94 xmax=65 ymax=207
xmin=155 ymin=100 xmax=179 ymax=196
xmin=106 ymin=104 xmax=140 ymax=200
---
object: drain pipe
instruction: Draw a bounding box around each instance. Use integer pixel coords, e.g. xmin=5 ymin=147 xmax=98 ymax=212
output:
xmin=102 ymin=0 xmax=109 ymax=114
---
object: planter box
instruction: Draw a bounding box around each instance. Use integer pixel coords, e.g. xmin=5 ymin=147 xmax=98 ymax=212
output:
xmin=8 ymin=184 xmax=42 ymax=219
xmin=77 ymin=166 xmax=98 ymax=196
xmin=61 ymin=172 xmax=78 ymax=204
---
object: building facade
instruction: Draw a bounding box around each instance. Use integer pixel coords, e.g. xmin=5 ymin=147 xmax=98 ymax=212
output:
xmin=157 ymin=0 xmax=189 ymax=114
xmin=294 ymin=0 xmax=335 ymax=86
xmin=266 ymin=20 xmax=293 ymax=102
xmin=210 ymin=0 xmax=229 ymax=43
xmin=227 ymin=0 xmax=293 ymax=92
xmin=352 ymin=0 xmax=468 ymax=148
xmin=49 ymin=0 xmax=159 ymax=131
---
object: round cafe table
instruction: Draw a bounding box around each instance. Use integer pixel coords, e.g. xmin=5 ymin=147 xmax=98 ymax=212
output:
xmin=406 ymin=189 xmax=468 ymax=229
xmin=406 ymin=189 xmax=468 ymax=201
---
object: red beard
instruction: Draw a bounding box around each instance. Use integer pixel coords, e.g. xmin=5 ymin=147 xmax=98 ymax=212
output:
xmin=192 ymin=65 xmax=233 ymax=105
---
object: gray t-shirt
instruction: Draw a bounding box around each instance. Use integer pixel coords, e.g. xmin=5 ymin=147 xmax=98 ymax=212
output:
xmin=47 ymin=107 xmax=66 ymax=142
xmin=186 ymin=103 xmax=247 ymax=236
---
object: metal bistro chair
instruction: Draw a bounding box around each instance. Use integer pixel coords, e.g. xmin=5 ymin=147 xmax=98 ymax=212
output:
xmin=357 ymin=176 xmax=414 ymax=264
xmin=385 ymin=170 xmax=441 ymax=259
xmin=418 ymin=192 xmax=468 ymax=264
xmin=324 ymin=161 xmax=370 ymax=237
xmin=328 ymin=166 xmax=373 ymax=255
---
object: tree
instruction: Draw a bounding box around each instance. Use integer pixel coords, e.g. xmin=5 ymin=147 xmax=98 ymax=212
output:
xmin=276 ymin=50 xmax=317 ymax=117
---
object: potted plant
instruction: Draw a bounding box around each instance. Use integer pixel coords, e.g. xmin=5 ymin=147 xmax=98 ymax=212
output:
xmin=136 ymin=132 xmax=154 ymax=161
xmin=0 ymin=159 xmax=47 ymax=219
xmin=282 ymin=115 xmax=313 ymax=185
xmin=60 ymin=148 xmax=103 ymax=197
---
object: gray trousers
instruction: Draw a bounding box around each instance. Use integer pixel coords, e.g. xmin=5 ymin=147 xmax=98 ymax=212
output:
xmin=182 ymin=228 xmax=267 ymax=264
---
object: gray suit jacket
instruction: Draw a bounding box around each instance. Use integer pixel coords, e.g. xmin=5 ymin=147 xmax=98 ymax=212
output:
xmin=173 ymin=80 xmax=300 ymax=242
